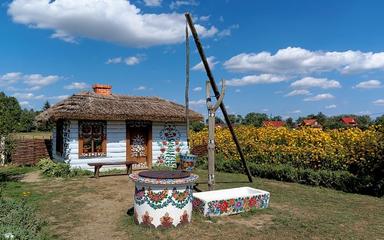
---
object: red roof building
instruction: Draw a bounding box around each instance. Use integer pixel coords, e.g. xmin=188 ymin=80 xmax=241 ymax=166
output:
xmin=300 ymin=119 xmax=322 ymax=128
xmin=341 ymin=117 xmax=357 ymax=126
xmin=262 ymin=120 xmax=285 ymax=128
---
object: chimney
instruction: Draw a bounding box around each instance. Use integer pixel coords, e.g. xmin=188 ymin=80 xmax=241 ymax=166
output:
xmin=92 ymin=84 xmax=112 ymax=96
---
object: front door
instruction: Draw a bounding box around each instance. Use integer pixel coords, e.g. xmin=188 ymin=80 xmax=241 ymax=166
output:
xmin=127 ymin=123 xmax=152 ymax=169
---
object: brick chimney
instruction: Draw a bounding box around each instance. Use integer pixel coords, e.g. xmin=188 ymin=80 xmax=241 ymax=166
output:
xmin=92 ymin=84 xmax=112 ymax=96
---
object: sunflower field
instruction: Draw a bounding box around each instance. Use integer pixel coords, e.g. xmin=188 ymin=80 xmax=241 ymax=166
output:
xmin=191 ymin=125 xmax=384 ymax=195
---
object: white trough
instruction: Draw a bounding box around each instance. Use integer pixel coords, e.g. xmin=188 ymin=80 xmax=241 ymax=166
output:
xmin=193 ymin=187 xmax=270 ymax=217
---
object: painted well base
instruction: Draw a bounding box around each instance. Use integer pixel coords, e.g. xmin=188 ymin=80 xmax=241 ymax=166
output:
xmin=130 ymin=173 xmax=198 ymax=228
xmin=193 ymin=187 xmax=270 ymax=217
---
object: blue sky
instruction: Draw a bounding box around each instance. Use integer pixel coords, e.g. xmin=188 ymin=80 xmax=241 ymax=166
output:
xmin=1 ymin=0 xmax=384 ymax=119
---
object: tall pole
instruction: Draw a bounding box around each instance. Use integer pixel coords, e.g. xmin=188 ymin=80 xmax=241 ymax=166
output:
xmin=185 ymin=20 xmax=190 ymax=148
xmin=185 ymin=13 xmax=253 ymax=183
xmin=206 ymin=80 xmax=225 ymax=190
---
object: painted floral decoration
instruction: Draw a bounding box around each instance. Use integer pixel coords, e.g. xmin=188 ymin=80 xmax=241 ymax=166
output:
xmin=141 ymin=211 xmax=155 ymax=227
xmin=178 ymin=210 xmax=189 ymax=225
xmin=160 ymin=213 xmax=174 ymax=228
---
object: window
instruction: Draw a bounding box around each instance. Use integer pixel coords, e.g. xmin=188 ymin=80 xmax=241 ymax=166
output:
xmin=79 ymin=121 xmax=107 ymax=158
xmin=56 ymin=120 xmax=64 ymax=154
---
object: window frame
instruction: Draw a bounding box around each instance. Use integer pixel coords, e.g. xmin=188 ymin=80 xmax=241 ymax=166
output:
xmin=78 ymin=121 xmax=107 ymax=158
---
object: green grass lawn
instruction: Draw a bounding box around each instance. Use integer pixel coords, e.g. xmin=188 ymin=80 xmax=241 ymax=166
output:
xmin=1 ymin=167 xmax=383 ymax=240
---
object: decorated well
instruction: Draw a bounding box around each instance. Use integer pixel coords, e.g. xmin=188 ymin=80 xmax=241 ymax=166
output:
xmin=129 ymin=171 xmax=198 ymax=228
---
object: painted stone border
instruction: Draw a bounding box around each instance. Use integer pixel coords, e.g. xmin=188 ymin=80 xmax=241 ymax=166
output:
xmin=193 ymin=188 xmax=270 ymax=217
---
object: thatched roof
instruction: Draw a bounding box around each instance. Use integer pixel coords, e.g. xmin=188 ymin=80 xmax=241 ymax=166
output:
xmin=36 ymin=91 xmax=203 ymax=123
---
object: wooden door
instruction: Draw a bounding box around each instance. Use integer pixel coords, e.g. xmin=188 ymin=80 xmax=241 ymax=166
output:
xmin=127 ymin=125 xmax=152 ymax=168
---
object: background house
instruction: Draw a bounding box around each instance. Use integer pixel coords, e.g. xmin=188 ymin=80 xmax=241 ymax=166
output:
xmin=36 ymin=84 xmax=202 ymax=170
xmin=341 ymin=117 xmax=357 ymax=127
xmin=299 ymin=119 xmax=323 ymax=129
xmin=262 ymin=120 xmax=285 ymax=128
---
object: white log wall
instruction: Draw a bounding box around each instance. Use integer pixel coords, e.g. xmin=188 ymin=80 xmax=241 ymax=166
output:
xmin=53 ymin=121 xmax=189 ymax=170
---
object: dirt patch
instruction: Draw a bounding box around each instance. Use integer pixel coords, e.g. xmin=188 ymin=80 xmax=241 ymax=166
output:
xmin=37 ymin=175 xmax=134 ymax=240
xmin=21 ymin=171 xmax=42 ymax=183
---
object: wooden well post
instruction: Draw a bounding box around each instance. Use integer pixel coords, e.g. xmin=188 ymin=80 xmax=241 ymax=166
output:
xmin=206 ymin=80 xmax=225 ymax=190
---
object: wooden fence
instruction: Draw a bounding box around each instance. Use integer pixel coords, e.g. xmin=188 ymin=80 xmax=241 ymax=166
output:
xmin=11 ymin=139 xmax=52 ymax=165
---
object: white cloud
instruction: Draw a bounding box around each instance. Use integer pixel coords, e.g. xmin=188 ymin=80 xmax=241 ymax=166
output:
xmin=0 ymin=72 xmax=22 ymax=86
xmin=192 ymin=56 xmax=219 ymax=71
xmin=373 ymin=99 xmax=384 ymax=106
xmin=199 ymin=15 xmax=210 ymax=21
xmin=304 ymin=93 xmax=334 ymax=101
xmin=354 ymin=80 xmax=382 ymax=89
xmin=193 ymin=87 xmax=202 ymax=92
xmin=107 ymin=55 xmax=144 ymax=66
xmin=291 ymin=77 xmax=341 ymax=89
xmin=261 ymin=108 xmax=269 ymax=112
xmin=13 ymin=92 xmax=35 ymax=99
xmin=106 ymin=57 xmax=122 ymax=64
xmin=64 ymin=82 xmax=89 ymax=90
xmin=19 ymin=101 xmax=30 ymax=107
xmin=125 ymin=56 xmax=141 ymax=66
xmin=134 ymin=86 xmax=147 ymax=91
xmin=235 ymin=89 xmax=241 ymax=93
xmin=8 ymin=0 xmax=217 ymax=48
xmin=169 ymin=0 xmax=198 ymax=9
xmin=189 ymin=99 xmax=205 ymax=106
xmin=143 ymin=0 xmax=162 ymax=7
xmin=226 ymin=74 xmax=287 ymax=86
xmin=290 ymin=110 xmax=301 ymax=114
xmin=223 ymin=47 xmax=384 ymax=74
xmin=23 ymin=74 xmax=60 ymax=88
xmin=325 ymin=104 xmax=337 ymax=109
xmin=217 ymin=24 xmax=239 ymax=38
xmin=285 ymin=89 xmax=311 ymax=97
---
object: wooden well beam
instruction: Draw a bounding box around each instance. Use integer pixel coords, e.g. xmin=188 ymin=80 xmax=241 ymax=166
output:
xmin=185 ymin=13 xmax=253 ymax=183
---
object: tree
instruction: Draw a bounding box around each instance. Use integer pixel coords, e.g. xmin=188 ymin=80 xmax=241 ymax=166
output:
xmin=19 ymin=109 xmax=37 ymax=132
xmin=190 ymin=121 xmax=205 ymax=132
xmin=270 ymin=115 xmax=283 ymax=121
xmin=356 ymin=115 xmax=372 ymax=130
xmin=376 ymin=115 xmax=384 ymax=125
xmin=0 ymin=92 xmax=22 ymax=164
xmin=42 ymin=101 xmax=51 ymax=111
xmin=285 ymin=117 xmax=295 ymax=128
xmin=228 ymin=114 xmax=244 ymax=125
xmin=244 ymin=112 xmax=268 ymax=127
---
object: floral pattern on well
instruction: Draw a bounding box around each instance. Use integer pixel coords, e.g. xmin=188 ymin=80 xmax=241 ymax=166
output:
xmin=204 ymin=193 xmax=270 ymax=216
xmin=178 ymin=210 xmax=190 ymax=226
xmin=141 ymin=211 xmax=155 ymax=227
xmin=156 ymin=124 xmax=185 ymax=167
xmin=160 ymin=213 xmax=174 ymax=228
xmin=134 ymin=185 xmax=193 ymax=210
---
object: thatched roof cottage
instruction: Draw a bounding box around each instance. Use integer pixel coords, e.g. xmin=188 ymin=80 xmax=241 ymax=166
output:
xmin=36 ymin=84 xmax=203 ymax=170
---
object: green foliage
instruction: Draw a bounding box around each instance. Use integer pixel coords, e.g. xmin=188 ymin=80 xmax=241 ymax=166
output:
xmin=243 ymin=112 xmax=268 ymax=127
xmin=37 ymin=158 xmax=91 ymax=178
xmin=190 ymin=121 xmax=205 ymax=132
xmin=0 ymin=196 xmax=47 ymax=240
xmin=196 ymin=155 xmax=383 ymax=196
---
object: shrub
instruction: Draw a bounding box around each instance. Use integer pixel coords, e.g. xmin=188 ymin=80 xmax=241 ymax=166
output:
xmin=196 ymin=157 xmax=383 ymax=196
xmin=0 ymin=196 xmax=47 ymax=240
xmin=37 ymin=158 xmax=91 ymax=178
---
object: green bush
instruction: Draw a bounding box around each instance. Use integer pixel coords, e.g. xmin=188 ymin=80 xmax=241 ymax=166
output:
xmin=196 ymin=156 xmax=383 ymax=197
xmin=37 ymin=158 xmax=91 ymax=178
xmin=0 ymin=197 xmax=47 ymax=240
